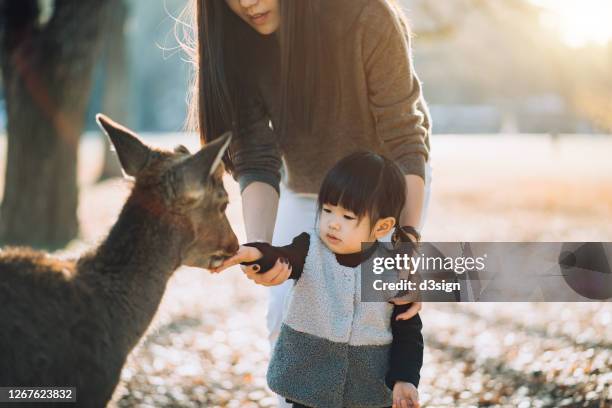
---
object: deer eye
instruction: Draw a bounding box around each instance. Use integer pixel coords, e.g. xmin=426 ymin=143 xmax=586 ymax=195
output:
xmin=220 ymin=202 xmax=228 ymax=213
xmin=173 ymin=145 xmax=190 ymax=155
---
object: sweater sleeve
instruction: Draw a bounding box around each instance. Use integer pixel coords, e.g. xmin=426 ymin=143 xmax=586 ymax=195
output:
xmin=242 ymin=232 xmax=310 ymax=280
xmin=385 ymin=305 xmax=424 ymax=390
xmin=360 ymin=1 xmax=431 ymax=181
xmin=229 ymin=88 xmax=283 ymax=194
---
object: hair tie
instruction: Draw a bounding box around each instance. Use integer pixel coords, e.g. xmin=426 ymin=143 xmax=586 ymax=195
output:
xmin=393 ymin=225 xmax=420 ymax=242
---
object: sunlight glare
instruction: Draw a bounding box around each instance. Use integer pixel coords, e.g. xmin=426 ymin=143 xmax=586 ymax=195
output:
xmin=531 ymin=0 xmax=612 ymax=47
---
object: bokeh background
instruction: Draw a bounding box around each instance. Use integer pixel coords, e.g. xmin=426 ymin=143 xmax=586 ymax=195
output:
xmin=0 ymin=0 xmax=610 ymax=407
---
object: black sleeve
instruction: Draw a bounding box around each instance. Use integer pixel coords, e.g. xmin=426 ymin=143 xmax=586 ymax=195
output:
xmin=231 ymin=88 xmax=283 ymax=194
xmin=385 ymin=304 xmax=424 ymax=390
xmin=241 ymin=232 xmax=310 ymax=280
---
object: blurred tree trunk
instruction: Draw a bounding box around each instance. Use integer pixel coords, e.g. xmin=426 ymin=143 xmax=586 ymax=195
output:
xmin=0 ymin=0 xmax=116 ymax=249
xmin=98 ymin=0 xmax=129 ymax=181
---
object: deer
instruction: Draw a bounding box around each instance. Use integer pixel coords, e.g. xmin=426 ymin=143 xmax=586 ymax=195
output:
xmin=0 ymin=114 xmax=239 ymax=407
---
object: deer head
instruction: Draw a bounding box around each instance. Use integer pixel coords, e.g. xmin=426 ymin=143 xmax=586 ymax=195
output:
xmin=96 ymin=114 xmax=239 ymax=269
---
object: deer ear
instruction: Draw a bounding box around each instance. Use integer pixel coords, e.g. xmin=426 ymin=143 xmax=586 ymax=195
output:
xmin=96 ymin=113 xmax=151 ymax=177
xmin=180 ymin=132 xmax=232 ymax=187
xmin=163 ymin=133 xmax=232 ymax=202
xmin=203 ymin=132 xmax=232 ymax=177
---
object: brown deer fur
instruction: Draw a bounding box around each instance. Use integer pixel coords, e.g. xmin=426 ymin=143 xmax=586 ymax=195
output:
xmin=0 ymin=114 xmax=239 ymax=407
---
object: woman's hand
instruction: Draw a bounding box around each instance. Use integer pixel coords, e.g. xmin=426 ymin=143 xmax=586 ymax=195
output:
xmin=242 ymin=257 xmax=292 ymax=286
xmin=209 ymin=245 xmax=263 ymax=273
xmin=210 ymin=246 xmax=292 ymax=286
xmin=391 ymin=225 xmax=423 ymax=320
xmin=393 ymin=301 xmax=422 ymax=321
xmin=392 ymin=381 xmax=420 ymax=408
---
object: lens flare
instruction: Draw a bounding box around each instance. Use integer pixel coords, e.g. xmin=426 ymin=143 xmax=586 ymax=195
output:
xmin=532 ymin=0 xmax=612 ymax=47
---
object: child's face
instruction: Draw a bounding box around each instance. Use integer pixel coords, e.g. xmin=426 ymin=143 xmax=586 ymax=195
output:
xmin=319 ymin=204 xmax=395 ymax=254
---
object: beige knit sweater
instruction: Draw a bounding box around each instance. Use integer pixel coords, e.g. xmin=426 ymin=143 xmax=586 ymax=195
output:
xmin=230 ymin=0 xmax=431 ymax=194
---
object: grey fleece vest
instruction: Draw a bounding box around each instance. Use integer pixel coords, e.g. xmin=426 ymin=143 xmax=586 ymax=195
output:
xmin=267 ymin=233 xmax=395 ymax=408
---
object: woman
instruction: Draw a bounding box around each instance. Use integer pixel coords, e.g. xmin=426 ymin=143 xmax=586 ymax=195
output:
xmin=189 ymin=0 xmax=432 ymax=406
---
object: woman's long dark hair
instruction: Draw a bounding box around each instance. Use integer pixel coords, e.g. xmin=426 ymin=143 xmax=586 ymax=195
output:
xmin=184 ymin=0 xmax=330 ymax=173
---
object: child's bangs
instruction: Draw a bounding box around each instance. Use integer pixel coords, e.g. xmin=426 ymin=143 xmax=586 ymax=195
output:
xmin=317 ymin=158 xmax=382 ymax=221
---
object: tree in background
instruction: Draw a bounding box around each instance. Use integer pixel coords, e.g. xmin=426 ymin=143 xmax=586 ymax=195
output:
xmin=0 ymin=0 xmax=119 ymax=249
xmin=98 ymin=0 xmax=129 ymax=181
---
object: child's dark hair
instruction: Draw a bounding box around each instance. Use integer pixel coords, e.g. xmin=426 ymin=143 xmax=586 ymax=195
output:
xmin=317 ymin=151 xmax=407 ymax=230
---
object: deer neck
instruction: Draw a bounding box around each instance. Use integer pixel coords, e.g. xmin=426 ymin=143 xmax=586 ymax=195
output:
xmin=83 ymin=191 xmax=191 ymax=351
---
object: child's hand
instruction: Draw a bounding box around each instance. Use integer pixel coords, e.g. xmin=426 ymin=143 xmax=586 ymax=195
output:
xmin=392 ymin=381 xmax=419 ymax=408
xmin=209 ymin=245 xmax=263 ymax=273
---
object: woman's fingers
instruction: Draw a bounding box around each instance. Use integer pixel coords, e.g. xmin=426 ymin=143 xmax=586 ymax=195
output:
xmin=275 ymin=264 xmax=292 ymax=285
xmin=260 ymin=259 xmax=291 ymax=286
xmin=220 ymin=253 xmax=244 ymax=268
xmin=243 ymin=258 xmax=291 ymax=286
xmin=208 ymin=251 xmax=248 ymax=274
xmin=210 ymin=246 xmax=264 ymax=274
xmin=242 ymin=264 xmax=261 ymax=280
xmin=269 ymin=259 xmax=289 ymax=283
xmin=395 ymin=301 xmax=423 ymax=320
xmin=394 ymin=397 xmax=408 ymax=408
